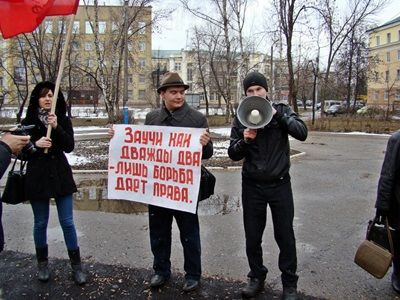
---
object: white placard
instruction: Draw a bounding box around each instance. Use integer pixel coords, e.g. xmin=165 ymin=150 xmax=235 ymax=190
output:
xmin=107 ymin=125 xmax=203 ymax=214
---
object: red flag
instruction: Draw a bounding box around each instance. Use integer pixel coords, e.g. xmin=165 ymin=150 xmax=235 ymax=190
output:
xmin=0 ymin=0 xmax=79 ymax=39
xmin=47 ymin=0 xmax=79 ymax=16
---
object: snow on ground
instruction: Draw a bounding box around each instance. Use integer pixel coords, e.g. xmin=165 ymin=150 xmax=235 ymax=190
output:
xmin=210 ymin=127 xmax=231 ymax=137
xmin=66 ymin=153 xmax=90 ymax=166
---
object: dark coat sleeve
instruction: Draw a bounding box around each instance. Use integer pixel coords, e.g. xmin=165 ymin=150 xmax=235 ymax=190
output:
xmin=51 ymin=117 xmax=75 ymax=153
xmin=199 ymin=116 xmax=213 ymax=160
xmin=0 ymin=141 xmax=12 ymax=179
xmin=376 ymin=132 xmax=400 ymax=211
xmin=273 ymin=104 xmax=308 ymax=141
xmin=228 ymin=117 xmax=248 ymax=161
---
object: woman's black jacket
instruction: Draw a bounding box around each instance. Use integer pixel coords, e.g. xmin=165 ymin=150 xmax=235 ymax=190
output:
xmin=21 ymin=116 xmax=77 ymax=201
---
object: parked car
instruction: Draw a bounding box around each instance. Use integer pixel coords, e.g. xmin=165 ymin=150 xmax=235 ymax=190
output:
xmin=357 ymin=105 xmax=385 ymax=117
xmin=325 ymin=104 xmax=346 ymax=116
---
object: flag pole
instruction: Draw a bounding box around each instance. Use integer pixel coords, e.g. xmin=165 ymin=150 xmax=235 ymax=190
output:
xmin=44 ymin=13 xmax=75 ymax=154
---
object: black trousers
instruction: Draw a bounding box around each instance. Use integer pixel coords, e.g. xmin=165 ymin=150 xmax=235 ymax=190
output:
xmin=0 ymin=201 xmax=3 ymax=252
xmin=148 ymin=204 xmax=201 ymax=281
xmin=242 ymin=177 xmax=298 ymax=288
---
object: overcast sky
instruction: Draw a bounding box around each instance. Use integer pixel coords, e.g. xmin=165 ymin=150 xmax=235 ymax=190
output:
xmin=151 ymin=0 xmax=399 ymax=51
xmin=87 ymin=0 xmax=399 ymax=51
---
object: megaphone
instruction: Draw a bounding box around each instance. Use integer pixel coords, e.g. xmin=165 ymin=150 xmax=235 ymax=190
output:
xmin=236 ymin=96 xmax=273 ymax=129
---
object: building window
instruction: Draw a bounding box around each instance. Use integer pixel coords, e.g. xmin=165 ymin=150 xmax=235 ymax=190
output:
xmin=387 ymin=51 xmax=391 ymax=62
xmin=86 ymin=59 xmax=95 ymax=68
xmin=128 ymin=75 xmax=133 ymax=84
xmin=187 ymin=63 xmax=193 ymax=81
xmin=84 ymin=42 xmax=93 ymax=51
xmin=384 ymin=91 xmax=388 ymax=100
xmin=138 ymin=58 xmax=146 ymax=67
xmin=72 ymin=41 xmax=79 ymax=50
xmin=128 ymin=42 xmax=133 ymax=51
xmin=45 ymin=21 xmax=52 ymax=33
xmin=374 ymin=91 xmax=379 ymax=100
xmin=398 ymin=50 xmax=400 ymax=61
xmin=138 ymin=41 xmax=146 ymax=52
xmin=112 ymin=22 xmax=118 ymax=32
xmin=138 ymin=22 xmax=146 ymax=34
xmin=0 ymin=77 xmax=3 ymax=87
xmin=99 ymin=21 xmax=106 ymax=34
xmin=45 ymin=41 xmax=52 ymax=51
xmin=138 ymin=89 xmax=146 ymax=99
xmin=73 ymin=21 xmax=80 ymax=33
xmin=385 ymin=70 xmax=390 ymax=81
xmin=85 ymin=21 xmax=93 ymax=34
xmin=174 ymin=63 xmax=181 ymax=71
xmin=139 ymin=74 xmax=146 ymax=83
xmin=387 ymin=32 xmax=391 ymax=43
xmin=396 ymin=89 xmax=400 ymax=100
xmin=126 ymin=90 xmax=132 ymax=100
xmin=14 ymin=67 xmax=25 ymax=83
xmin=58 ymin=21 xmax=66 ymax=33
xmin=398 ymin=30 xmax=400 ymax=41
xmin=376 ymin=36 xmax=380 ymax=46
xmin=397 ymin=69 xmax=400 ymax=80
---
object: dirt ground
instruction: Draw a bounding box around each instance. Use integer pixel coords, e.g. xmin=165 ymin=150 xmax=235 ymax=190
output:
xmin=0 ymin=250 xmax=324 ymax=300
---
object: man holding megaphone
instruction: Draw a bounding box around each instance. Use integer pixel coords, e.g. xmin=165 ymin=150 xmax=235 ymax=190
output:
xmin=228 ymin=71 xmax=307 ymax=299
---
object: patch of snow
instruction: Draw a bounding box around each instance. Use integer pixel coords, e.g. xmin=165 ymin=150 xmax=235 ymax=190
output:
xmin=66 ymin=153 xmax=90 ymax=166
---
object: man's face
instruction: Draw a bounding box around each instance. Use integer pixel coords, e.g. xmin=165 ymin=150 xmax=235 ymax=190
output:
xmin=246 ymin=85 xmax=268 ymax=98
xmin=160 ymin=86 xmax=186 ymax=111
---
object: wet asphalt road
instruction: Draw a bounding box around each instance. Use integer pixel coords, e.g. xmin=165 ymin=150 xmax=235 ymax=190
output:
xmin=1 ymin=131 xmax=400 ymax=299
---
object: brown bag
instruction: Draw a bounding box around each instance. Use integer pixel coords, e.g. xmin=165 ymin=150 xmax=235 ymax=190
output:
xmin=354 ymin=217 xmax=394 ymax=279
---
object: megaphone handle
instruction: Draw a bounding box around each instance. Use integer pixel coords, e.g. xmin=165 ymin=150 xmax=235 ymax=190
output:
xmin=244 ymin=128 xmax=257 ymax=143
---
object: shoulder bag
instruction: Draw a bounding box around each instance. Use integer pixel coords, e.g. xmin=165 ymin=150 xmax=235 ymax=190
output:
xmin=1 ymin=156 xmax=27 ymax=205
xmin=354 ymin=217 xmax=394 ymax=279
xmin=199 ymin=165 xmax=216 ymax=201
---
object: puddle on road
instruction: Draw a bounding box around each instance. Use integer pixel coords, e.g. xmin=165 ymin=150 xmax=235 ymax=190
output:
xmin=73 ymin=193 xmax=241 ymax=216
xmin=72 ymin=176 xmax=241 ymax=216
xmin=198 ymin=194 xmax=241 ymax=215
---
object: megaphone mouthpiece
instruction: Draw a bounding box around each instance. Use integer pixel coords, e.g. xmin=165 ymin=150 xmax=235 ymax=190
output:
xmin=237 ymin=96 xmax=273 ymax=129
xmin=248 ymin=109 xmax=262 ymax=125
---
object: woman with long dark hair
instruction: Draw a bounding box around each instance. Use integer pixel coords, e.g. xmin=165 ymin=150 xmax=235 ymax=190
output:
xmin=22 ymin=81 xmax=86 ymax=285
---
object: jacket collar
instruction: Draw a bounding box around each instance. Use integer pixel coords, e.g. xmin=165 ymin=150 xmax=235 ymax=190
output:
xmin=159 ymin=101 xmax=190 ymax=123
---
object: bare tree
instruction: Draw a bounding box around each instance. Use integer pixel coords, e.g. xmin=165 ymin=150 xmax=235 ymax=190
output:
xmin=273 ymin=0 xmax=308 ymax=111
xmin=181 ymin=0 xmax=251 ymax=121
xmin=313 ymin=0 xmax=388 ymax=113
xmin=83 ymin=0 xmax=168 ymax=123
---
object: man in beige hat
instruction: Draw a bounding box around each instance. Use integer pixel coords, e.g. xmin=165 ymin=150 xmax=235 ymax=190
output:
xmin=145 ymin=72 xmax=213 ymax=292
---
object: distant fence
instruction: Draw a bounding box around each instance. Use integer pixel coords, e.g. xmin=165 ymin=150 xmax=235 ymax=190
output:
xmin=307 ymin=117 xmax=400 ymax=133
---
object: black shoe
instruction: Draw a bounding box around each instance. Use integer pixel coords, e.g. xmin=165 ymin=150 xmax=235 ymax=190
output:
xmin=38 ymin=261 xmax=50 ymax=282
xmin=150 ymin=274 xmax=168 ymax=288
xmin=183 ymin=279 xmax=200 ymax=292
xmin=282 ymin=287 xmax=298 ymax=300
xmin=392 ymin=272 xmax=400 ymax=294
xmin=241 ymin=277 xmax=264 ymax=298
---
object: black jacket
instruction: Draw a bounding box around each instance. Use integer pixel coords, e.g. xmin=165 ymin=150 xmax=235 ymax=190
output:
xmin=0 ymin=141 xmax=11 ymax=179
xmin=21 ymin=82 xmax=77 ymax=201
xmin=228 ymin=103 xmax=307 ymax=182
xmin=376 ymin=131 xmax=400 ymax=228
xmin=145 ymin=102 xmax=213 ymax=160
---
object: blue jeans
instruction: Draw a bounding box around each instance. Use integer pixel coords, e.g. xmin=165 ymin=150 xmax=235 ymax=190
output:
xmin=148 ymin=204 xmax=201 ymax=281
xmin=30 ymin=194 xmax=78 ymax=250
